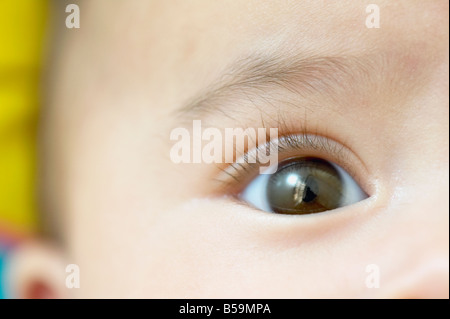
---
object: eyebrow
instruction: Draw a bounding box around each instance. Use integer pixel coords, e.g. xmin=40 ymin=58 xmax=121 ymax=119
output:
xmin=175 ymin=51 xmax=382 ymax=124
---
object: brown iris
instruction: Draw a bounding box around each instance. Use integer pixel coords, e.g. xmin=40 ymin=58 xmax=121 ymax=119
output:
xmin=267 ymin=158 xmax=344 ymax=214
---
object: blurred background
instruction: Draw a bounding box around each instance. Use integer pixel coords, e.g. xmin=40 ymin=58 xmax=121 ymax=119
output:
xmin=0 ymin=0 xmax=49 ymax=298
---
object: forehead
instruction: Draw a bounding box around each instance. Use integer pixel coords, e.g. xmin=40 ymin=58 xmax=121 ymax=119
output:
xmin=54 ymin=0 xmax=447 ymax=113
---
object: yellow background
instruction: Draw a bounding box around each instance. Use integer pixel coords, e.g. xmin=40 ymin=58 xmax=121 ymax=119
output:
xmin=0 ymin=0 xmax=49 ymax=236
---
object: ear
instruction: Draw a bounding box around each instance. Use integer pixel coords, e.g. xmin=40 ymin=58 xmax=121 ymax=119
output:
xmin=4 ymin=241 xmax=70 ymax=299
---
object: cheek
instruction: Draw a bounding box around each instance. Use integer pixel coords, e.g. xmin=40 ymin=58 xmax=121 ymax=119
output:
xmin=68 ymin=191 xmax=377 ymax=298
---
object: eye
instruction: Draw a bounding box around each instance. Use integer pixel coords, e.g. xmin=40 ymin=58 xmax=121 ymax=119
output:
xmin=240 ymin=157 xmax=367 ymax=215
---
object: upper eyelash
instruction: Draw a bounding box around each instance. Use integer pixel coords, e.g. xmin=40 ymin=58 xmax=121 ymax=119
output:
xmin=214 ymin=133 xmax=349 ymax=188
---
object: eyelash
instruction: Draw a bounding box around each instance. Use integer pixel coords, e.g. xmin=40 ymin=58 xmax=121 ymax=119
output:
xmin=213 ymin=132 xmax=368 ymax=196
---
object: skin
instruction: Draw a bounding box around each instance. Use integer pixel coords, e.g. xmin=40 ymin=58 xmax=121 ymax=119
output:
xmin=6 ymin=0 xmax=449 ymax=298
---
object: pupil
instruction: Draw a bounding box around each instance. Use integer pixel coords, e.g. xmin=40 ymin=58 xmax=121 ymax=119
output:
xmin=302 ymin=185 xmax=317 ymax=203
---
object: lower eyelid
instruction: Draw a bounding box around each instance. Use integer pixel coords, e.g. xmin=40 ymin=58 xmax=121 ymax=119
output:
xmin=225 ymin=193 xmax=373 ymax=223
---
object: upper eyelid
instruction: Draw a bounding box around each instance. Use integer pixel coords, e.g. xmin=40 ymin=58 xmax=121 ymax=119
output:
xmin=212 ymin=133 xmax=371 ymax=196
xmin=215 ymin=134 xmax=346 ymax=183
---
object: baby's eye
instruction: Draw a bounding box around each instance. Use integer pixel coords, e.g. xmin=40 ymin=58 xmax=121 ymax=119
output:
xmin=240 ymin=157 xmax=367 ymax=215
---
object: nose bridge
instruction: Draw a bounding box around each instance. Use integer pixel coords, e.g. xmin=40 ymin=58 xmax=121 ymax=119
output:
xmin=391 ymin=161 xmax=449 ymax=254
xmin=373 ymin=165 xmax=449 ymax=298
xmin=395 ymin=152 xmax=448 ymax=232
